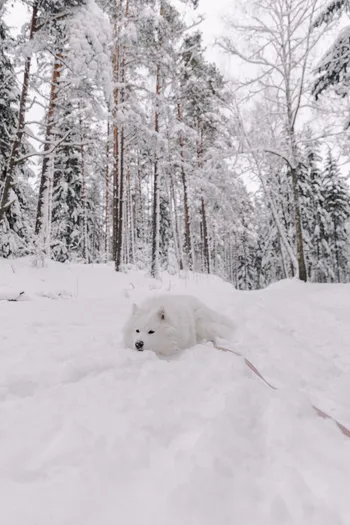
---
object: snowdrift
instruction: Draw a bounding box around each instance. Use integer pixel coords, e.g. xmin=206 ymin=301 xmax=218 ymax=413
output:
xmin=0 ymin=257 xmax=349 ymax=525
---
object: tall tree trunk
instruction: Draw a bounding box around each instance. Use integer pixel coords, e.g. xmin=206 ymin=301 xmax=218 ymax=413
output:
xmin=200 ymin=221 xmax=204 ymax=272
xmin=201 ymin=197 xmax=210 ymax=273
xmin=285 ymin=67 xmax=307 ymax=281
xmin=0 ymin=1 xmax=39 ymax=221
xmin=35 ymin=50 xmax=63 ymax=240
xmin=166 ymin=127 xmax=183 ymax=270
xmin=128 ymin=169 xmax=135 ymax=265
xmin=116 ymin=125 xmax=124 ymax=269
xmin=115 ymin=48 xmax=126 ymax=271
xmin=229 ymin=239 xmax=233 ymax=284
xmin=334 ymin=222 xmax=340 ymax=283
xmin=135 ymin=155 xmax=142 ymax=248
xmin=79 ymin=112 xmax=88 ymax=263
xmin=151 ymin=2 xmax=164 ymax=278
xmin=113 ymin=0 xmax=129 ymax=271
xmin=169 ymin=172 xmax=183 ymax=270
xmin=290 ymin=165 xmax=307 ymax=281
xmin=151 ymin=65 xmax=161 ymax=278
xmin=277 ymin=232 xmax=288 ymax=279
xmin=177 ymin=102 xmax=192 ymax=270
xmin=105 ymin=119 xmax=110 ymax=262
xmin=112 ymin=8 xmax=120 ymax=263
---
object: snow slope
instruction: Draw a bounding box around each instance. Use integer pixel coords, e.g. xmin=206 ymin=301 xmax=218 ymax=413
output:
xmin=0 ymin=258 xmax=349 ymax=525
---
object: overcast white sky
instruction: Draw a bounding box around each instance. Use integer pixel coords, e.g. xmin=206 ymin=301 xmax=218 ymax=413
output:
xmin=197 ymin=0 xmax=230 ymax=52
xmin=193 ymin=0 xmax=234 ymax=74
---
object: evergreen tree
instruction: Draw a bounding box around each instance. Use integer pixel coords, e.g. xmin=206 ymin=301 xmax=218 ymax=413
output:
xmin=235 ymin=197 xmax=258 ymax=290
xmin=87 ymin=176 xmax=104 ymax=263
xmin=300 ymin=142 xmax=331 ymax=282
xmin=177 ymin=31 xmax=229 ymax=274
xmin=313 ymin=1 xmax=350 ymax=106
xmin=322 ymin=150 xmax=350 ymax=282
xmin=35 ymin=0 xmax=110 ymax=251
xmin=159 ymin=190 xmax=170 ymax=268
xmin=51 ymin=102 xmax=84 ymax=262
xmin=299 ymin=142 xmax=324 ymax=280
xmin=0 ymin=17 xmax=16 ymax=183
xmin=0 ymin=11 xmax=34 ymax=257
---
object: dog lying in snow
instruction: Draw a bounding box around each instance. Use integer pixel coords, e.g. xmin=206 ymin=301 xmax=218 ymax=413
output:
xmin=123 ymin=294 xmax=234 ymax=356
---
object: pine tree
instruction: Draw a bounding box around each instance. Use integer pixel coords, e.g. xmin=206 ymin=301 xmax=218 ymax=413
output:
xmin=233 ymin=194 xmax=257 ymax=290
xmin=0 ymin=18 xmax=16 ymax=183
xmin=35 ymin=0 xmax=111 ymax=258
xmin=322 ymin=150 xmax=350 ymax=282
xmin=87 ymin=176 xmax=104 ymax=263
xmin=299 ymin=142 xmax=320 ymax=279
xmin=0 ymin=11 xmax=34 ymax=257
xmin=51 ymin=102 xmax=84 ymax=262
xmin=313 ymin=1 xmax=350 ymax=106
xmin=35 ymin=0 xmax=87 ymax=243
xmin=177 ymin=31 xmax=230 ymax=275
xmin=0 ymin=0 xmax=39 ymax=232
xmin=299 ymin=141 xmax=331 ymax=282
xmin=159 ymin=190 xmax=170 ymax=268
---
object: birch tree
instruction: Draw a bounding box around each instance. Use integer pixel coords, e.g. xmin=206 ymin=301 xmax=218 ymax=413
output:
xmin=219 ymin=0 xmax=327 ymax=281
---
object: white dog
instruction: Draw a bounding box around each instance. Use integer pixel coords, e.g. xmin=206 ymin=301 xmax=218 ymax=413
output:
xmin=123 ymin=294 xmax=234 ymax=356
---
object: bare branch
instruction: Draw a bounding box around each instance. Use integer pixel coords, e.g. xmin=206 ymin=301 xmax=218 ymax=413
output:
xmin=217 ymin=37 xmax=285 ymax=77
xmin=13 ymin=131 xmax=72 ymax=165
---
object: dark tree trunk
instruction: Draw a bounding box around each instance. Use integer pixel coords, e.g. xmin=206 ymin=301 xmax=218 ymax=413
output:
xmin=112 ymin=29 xmax=119 ymax=263
xmin=151 ymin=0 xmax=163 ymax=278
xmin=79 ymin=111 xmax=87 ymax=263
xmin=285 ymin=73 xmax=307 ymax=282
xmin=177 ymin=102 xmax=192 ymax=270
xmin=201 ymin=197 xmax=210 ymax=273
xmin=334 ymin=222 xmax=340 ymax=283
xmin=115 ymin=39 xmax=126 ymax=271
xmin=105 ymin=120 xmax=110 ymax=261
xmin=115 ymin=124 xmax=124 ymax=270
xmin=169 ymin=172 xmax=183 ymax=270
xmin=35 ymin=50 xmax=63 ymax=236
xmin=291 ymin=166 xmax=307 ymax=282
xmin=151 ymin=63 xmax=161 ymax=278
xmin=114 ymin=0 xmax=129 ymax=271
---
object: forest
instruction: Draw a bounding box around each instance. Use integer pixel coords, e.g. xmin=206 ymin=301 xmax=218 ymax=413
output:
xmin=1 ymin=0 xmax=350 ymax=289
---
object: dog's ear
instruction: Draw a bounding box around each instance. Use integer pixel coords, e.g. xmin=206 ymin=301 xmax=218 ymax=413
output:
xmin=157 ymin=307 xmax=166 ymax=321
xmin=132 ymin=303 xmax=139 ymax=315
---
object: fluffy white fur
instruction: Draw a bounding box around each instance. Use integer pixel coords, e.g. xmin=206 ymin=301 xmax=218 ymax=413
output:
xmin=123 ymin=294 xmax=234 ymax=356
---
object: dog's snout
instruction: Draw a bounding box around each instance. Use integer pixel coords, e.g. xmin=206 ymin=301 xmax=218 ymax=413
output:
xmin=135 ymin=340 xmax=144 ymax=351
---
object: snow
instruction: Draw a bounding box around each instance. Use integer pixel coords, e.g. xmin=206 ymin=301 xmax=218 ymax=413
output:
xmin=0 ymin=257 xmax=350 ymax=525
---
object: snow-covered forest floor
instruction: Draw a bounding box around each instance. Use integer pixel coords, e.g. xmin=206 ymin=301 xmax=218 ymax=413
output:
xmin=0 ymin=258 xmax=350 ymax=524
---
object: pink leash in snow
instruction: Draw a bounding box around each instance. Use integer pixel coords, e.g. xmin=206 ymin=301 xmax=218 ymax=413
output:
xmin=215 ymin=343 xmax=350 ymax=440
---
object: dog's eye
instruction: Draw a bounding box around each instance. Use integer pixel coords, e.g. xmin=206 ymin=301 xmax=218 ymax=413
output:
xmin=136 ymin=329 xmax=140 ymax=333
xmin=148 ymin=330 xmax=155 ymax=335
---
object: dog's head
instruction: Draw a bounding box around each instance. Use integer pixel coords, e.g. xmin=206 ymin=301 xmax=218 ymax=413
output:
xmin=125 ymin=302 xmax=173 ymax=354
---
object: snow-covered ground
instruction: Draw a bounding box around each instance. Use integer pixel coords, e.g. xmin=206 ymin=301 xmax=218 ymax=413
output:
xmin=0 ymin=257 xmax=349 ymax=525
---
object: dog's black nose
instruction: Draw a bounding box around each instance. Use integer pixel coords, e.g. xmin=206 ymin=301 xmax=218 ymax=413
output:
xmin=135 ymin=340 xmax=144 ymax=351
